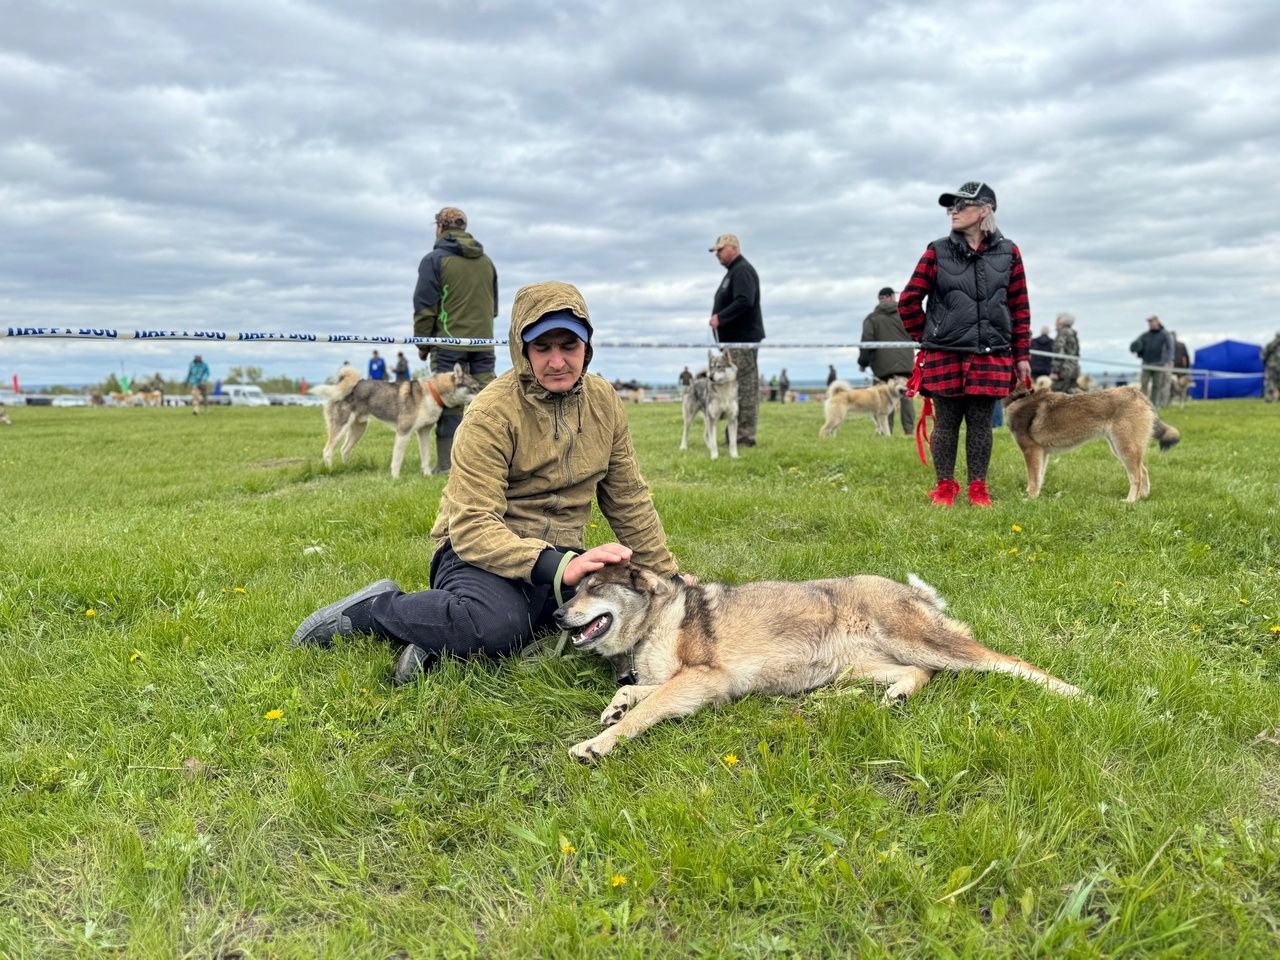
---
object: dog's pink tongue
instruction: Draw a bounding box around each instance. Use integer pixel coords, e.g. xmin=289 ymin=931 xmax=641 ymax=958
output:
xmin=582 ymin=615 xmax=608 ymax=640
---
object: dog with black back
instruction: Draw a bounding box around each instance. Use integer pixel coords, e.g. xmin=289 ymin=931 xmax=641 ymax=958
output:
xmin=679 ymin=349 xmax=739 ymax=460
xmin=316 ymin=363 xmax=481 ymax=478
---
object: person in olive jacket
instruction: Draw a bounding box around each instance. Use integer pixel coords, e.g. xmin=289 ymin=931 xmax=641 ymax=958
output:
xmin=294 ymin=281 xmax=683 ymax=685
xmin=413 ymin=206 xmax=499 ymax=472
xmin=858 ymin=286 xmax=916 ymax=434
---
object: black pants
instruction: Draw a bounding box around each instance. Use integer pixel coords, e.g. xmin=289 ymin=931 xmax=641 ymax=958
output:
xmin=930 ymin=395 xmax=997 ymax=483
xmin=431 ymin=348 xmax=497 ymax=441
xmin=361 ymin=542 xmax=560 ymax=663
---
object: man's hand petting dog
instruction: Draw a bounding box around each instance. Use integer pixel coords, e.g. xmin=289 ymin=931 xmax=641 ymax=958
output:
xmin=563 ymin=544 xmax=633 ymax=587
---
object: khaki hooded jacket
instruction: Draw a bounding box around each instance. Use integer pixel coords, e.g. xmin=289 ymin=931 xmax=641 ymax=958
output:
xmin=430 ymin=281 xmax=677 ymax=584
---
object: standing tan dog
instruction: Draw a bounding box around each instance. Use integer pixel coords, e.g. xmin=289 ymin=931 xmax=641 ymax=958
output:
xmin=819 ymin=377 xmax=906 ymax=437
xmin=555 ymin=564 xmax=1081 ymax=761
xmin=315 ymin=364 xmax=481 ymax=478
xmin=1003 ymin=383 xmax=1180 ymax=502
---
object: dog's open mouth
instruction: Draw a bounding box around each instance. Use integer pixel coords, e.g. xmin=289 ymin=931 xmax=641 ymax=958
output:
xmin=569 ymin=613 xmax=613 ymax=648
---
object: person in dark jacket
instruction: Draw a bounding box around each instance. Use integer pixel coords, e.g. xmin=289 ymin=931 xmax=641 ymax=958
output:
xmin=414 ymin=206 xmax=499 ymax=472
xmin=898 ymin=181 xmax=1031 ymax=507
xmin=858 ymin=287 xmax=916 ymax=434
xmin=1029 ymin=325 xmax=1054 ymax=378
xmin=1130 ymin=315 xmax=1173 ymax=407
xmin=826 ymin=365 xmax=838 ymax=386
xmin=393 ymin=351 xmax=410 ymax=382
xmin=708 ymin=233 xmax=765 ymax=446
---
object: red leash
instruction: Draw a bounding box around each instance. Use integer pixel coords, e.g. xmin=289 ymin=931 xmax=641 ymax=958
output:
xmin=906 ymin=353 xmax=932 ymax=466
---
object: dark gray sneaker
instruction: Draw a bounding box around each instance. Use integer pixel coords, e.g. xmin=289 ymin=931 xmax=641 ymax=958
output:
xmin=392 ymin=643 xmax=434 ymax=685
xmin=291 ymin=579 xmax=400 ymax=647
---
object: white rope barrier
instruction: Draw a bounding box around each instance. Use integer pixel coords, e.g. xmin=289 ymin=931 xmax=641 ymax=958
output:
xmin=0 ymin=325 xmax=1262 ymax=379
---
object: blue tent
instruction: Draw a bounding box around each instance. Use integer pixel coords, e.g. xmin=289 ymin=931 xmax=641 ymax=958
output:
xmin=1190 ymin=340 xmax=1263 ymax=399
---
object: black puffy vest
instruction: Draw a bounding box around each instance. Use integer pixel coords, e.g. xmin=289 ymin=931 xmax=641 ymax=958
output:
xmin=921 ymin=232 xmax=1014 ymax=354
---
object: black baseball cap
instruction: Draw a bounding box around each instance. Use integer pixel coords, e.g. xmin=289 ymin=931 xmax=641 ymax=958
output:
xmin=938 ymin=181 xmax=997 ymax=211
xmin=878 ymin=287 xmax=895 ymax=298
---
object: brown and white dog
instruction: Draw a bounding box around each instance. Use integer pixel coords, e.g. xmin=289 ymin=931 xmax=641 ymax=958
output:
xmin=1003 ymin=382 xmax=1180 ymax=502
xmin=314 ymin=363 xmax=481 ymax=478
xmin=555 ymin=564 xmax=1081 ymax=761
xmin=819 ymin=377 xmax=906 ymax=438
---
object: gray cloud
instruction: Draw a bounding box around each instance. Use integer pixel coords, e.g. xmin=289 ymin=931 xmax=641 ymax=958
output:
xmin=3 ymin=0 xmax=1279 ymax=392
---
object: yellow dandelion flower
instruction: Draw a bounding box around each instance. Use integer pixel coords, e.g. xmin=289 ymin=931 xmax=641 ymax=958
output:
xmin=263 ymin=708 xmax=284 ymax=721
xmin=1008 ymin=547 xmax=1018 ymax=555
xmin=561 ymin=841 xmax=576 ymax=855
xmin=723 ymin=754 xmax=739 ymax=766
xmin=610 ymin=874 xmax=628 ymax=888
xmin=85 ymin=609 xmax=96 ymax=617
xmin=234 ymin=586 xmax=246 ymax=594
xmin=1191 ymin=624 xmax=1201 ymax=633
xmin=1011 ymin=524 xmax=1023 ymax=533
xmin=1238 ymin=598 xmax=1250 ymax=605
xmin=129 ymin=650 xmax=143 ymax=664
xmin=1270 ymin=625 xmax=1280 ymax=633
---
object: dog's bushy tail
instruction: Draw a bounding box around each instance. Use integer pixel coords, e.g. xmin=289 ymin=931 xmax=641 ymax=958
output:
xmin=906 ymin=574 xmax=947 ymax=611
xmin=1153 ymin=417 xmax=1180 ymax=451
xmin=309 ymin=366 xmax=361 ymax=403
xmin=826 ymin=379 xmax=851 ymax=399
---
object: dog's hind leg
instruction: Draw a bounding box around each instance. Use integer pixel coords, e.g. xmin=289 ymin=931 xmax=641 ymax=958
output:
xmin=924 ymin=623 xmax=1082 ymax=698
xmin=322 ymin=417 xmax=345 ymax=468
xmin=873 ymin=665 xmax=934 ymax=704
xmin=340 ymin=417 xmax=370 ymax=462
xmin=1107 ymin=431 xmax=1146 ymax=502
xmin=680 ymin=409 xmax=692 ymax=451
xmin=569 ymin=668 xmax=733 ymax=762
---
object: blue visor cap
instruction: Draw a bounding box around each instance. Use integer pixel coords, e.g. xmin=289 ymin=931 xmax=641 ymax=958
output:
xmin=522 ymin=310 xmax=590 ymax=344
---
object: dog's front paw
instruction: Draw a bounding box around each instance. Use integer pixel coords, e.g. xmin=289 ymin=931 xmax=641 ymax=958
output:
xmin=600 ymin=704 xmax=627 ymax=727
xmin=569 ymin=736 xmax=614 ymax=763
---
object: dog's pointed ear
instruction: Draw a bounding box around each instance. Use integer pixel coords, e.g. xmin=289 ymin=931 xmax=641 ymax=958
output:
xmin=453 ymin=361 xmax=464 ymax=377
xmin=627 ymin=564 xmax=664 ymax=595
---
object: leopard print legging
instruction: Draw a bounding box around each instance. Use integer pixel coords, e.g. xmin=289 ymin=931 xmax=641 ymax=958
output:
xmin=929 ymin=395 xmax=997 ymax=483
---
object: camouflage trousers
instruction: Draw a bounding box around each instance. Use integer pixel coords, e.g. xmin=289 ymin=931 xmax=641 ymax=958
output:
xmin=724 ymin=346 xmax=759 ymax=444
xmin=1140 ymin=367 xmax=1171 ymax=408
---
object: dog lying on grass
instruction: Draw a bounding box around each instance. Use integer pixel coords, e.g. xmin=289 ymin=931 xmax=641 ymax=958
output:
xmin=554 ymin=563 xmax=1081 ymax=761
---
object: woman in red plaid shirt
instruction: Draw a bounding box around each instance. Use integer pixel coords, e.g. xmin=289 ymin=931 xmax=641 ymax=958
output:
xmin=898 ymin=181 xmax=1032 ymax=507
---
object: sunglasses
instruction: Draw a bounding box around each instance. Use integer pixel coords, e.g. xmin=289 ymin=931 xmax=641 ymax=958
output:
xmin=948 ymin=199 xmax=985 ymax=213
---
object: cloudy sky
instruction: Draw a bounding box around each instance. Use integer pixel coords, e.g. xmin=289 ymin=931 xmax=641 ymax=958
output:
xmin=3 ymin=0 xmax=1279 ymax=390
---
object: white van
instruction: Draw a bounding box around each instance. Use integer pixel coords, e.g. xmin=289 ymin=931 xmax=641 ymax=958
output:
xmin=221 ymin=384 xmax=270 ymax=407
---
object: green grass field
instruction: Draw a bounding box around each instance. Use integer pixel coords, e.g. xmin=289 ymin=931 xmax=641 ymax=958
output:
xmin=2 ymin=397 xmax=1277 ymax=958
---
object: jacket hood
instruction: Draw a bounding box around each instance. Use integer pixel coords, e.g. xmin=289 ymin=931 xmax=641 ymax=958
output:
xmin=437 ymin=229 xmax=485 ymax=259
xmin=508 ymin=281 xmax=595 ymax=388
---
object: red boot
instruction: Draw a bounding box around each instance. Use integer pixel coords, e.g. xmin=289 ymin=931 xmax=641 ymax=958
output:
xmin=928 ymin=478 xmax=960 ymax=507
xmin=967 ymin=479 xmax=992 ymax=507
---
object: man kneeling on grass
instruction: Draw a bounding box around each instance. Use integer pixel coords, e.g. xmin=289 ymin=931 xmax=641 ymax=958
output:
xmin=292 ymin=281 xmax=685 ymax=684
